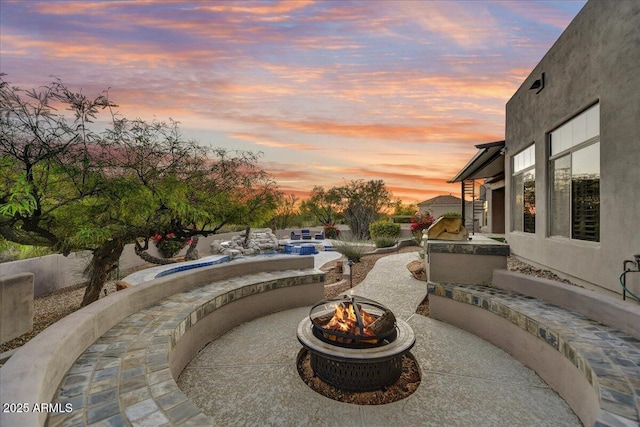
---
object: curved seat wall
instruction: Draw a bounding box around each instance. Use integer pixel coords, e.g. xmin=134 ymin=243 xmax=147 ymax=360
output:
xmin=429 ymin=273 xmax=640 ymax=427
xmin=0 ymin=256 xmax=320 ymax=427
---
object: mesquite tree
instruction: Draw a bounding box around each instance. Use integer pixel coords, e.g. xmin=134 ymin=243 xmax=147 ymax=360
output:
xmin=0 ymin=76 xmax=278 ymax=306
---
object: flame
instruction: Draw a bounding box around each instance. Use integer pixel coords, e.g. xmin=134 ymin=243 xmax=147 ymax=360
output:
xmin=323 ymin=302 xmax=377 ymax=342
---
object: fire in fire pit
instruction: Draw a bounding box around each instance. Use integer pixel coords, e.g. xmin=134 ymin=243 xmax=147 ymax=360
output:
xmin=311 ymin=295 xmax=396 ymax=347
xmin=297 ymin=295 xmax=415 ymax=391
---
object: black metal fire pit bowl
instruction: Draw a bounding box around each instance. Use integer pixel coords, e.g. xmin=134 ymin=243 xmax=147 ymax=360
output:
xmin=297 ymin=295 xmax=415 ymax=391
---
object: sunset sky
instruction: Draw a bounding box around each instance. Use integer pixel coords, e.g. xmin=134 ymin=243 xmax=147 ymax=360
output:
xmin=0 ymin=0 xmax=587 ymax=205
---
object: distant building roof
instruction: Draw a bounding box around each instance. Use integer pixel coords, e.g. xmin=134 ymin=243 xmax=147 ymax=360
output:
xmin=417 ymin=194 xmax=462 ymax=206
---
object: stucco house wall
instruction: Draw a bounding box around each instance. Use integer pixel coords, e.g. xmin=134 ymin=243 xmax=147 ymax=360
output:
xmin=505 ymin=0 xmax=640 ymax=296
xmin=418 ymin=195 xmax=463 ymax=220
xmin=420 ymin=203 xmax=461 ymax=220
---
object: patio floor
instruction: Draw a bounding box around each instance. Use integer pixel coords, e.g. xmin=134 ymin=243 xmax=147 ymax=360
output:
xmin=177 ymin=253 xmax=581 ymax=426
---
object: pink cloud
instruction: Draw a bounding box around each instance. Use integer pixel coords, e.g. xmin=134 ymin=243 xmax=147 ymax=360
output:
xmin=193 ymin=0 xmax=315 ymax=16
xmin=1 ymin=0 xmax=585 ymax=204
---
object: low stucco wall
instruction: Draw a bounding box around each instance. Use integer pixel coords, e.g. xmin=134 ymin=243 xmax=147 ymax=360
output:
xmin=169 ymin=282 xmax=321 ymax=379
xmin=0 ymin=252 xmax=88 ymax=297
xmin=425 ymin=236 xmax=509 ymax=285
xmin=0 ymin=256 xmax=316 ymax=427
xmin=0 ymin=273 xmax=34 ymax=344
xmin=0 ymin=235 xmax=227 ymax=297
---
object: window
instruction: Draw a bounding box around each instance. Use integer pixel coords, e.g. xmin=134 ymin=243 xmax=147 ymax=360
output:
xmin=549 ymin=103 xmax=600 ymax=242
xmin=512 ymin=144 xmax=535 ymax=233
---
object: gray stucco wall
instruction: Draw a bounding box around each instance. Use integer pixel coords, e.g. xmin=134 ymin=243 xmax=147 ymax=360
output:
xmin=505 ymin=0 xmax=640 ymax=296
xmin=0 ymin=233 xmax=236 ymax=297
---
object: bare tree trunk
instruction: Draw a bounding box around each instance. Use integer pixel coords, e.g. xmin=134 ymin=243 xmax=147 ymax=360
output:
xmin=243 ymin=226 xmax=251 ymax=249
xmin=81 ymin=239 xmax=125 ymax=306
xmin=184 ymin=235 xmax=199 ymax=260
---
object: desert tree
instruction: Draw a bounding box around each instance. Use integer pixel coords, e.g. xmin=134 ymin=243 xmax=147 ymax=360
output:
xmin=0 ymin=76 xmax=278 ymax=306
xmin=271 ymin=193 xmax=299 ymax=231
xmin=300 ymin=186 xmax=342 ymax=226
xmin=0 ymin=75 xmax=114 ymax=251
xmin=336 ymin=180 xmax=393 ymax=240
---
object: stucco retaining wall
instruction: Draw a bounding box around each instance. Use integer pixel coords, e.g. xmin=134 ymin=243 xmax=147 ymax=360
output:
xmin=0 ymin=273 xmax=34 ymax=344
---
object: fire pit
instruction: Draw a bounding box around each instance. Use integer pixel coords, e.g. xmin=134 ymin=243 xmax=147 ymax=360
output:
xmin=297 ymin=295 xmax=415 ymax=391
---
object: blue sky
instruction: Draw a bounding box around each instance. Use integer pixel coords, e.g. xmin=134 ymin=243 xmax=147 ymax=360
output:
xmin=0 ymin=0 xmax=587 ymax=203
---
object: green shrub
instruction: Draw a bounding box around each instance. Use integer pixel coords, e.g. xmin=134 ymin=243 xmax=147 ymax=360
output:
xmin=373 ymin=235 xmax=397 ymax=248
xmin=368 ymin=220 xmax=400 ymax=238
xmin=332 ymin=238 xmax=372 ymax=262
xmin=0 ymin=240 xmax=55 ymax=263
xmin=441 ymin=212 xmax=461 ymax=218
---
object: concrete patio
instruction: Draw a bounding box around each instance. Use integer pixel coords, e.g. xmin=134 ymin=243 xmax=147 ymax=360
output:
xmin=178 ymin=253 xmax=580 ymax=426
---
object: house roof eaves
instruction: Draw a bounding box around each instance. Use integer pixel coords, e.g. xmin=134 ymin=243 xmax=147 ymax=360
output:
xmin=449 ymin=140 xmax=505 ymax=183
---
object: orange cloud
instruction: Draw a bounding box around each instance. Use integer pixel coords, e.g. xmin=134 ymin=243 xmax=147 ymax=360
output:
xmin=1 ymin=34 xmax=216 ymax=68
xmin=229 ymin=132 xmax=320 ymax=151
xmin=326 ymin=70 xmax=523 ymax=104
xmin=365 ymin=1 xmax=506 ymax=49
xmin=261 ymin=157 xmax=480 ymax=205
xmin=388 ymin=185 xmax=460 ymax=205
xmin=4 ymin=0 xmax=583 ymax=205
xmin=33 ymin=1 xmax=121 ymax=15
xmin=265 ymin=118 xmax=500 ymax=145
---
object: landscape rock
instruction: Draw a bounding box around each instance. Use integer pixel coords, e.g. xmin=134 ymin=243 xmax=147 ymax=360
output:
xmin=210 ymin=229 xmax=279 ymax=256
xmin=407 ymin=260 xmax=426 ymax=281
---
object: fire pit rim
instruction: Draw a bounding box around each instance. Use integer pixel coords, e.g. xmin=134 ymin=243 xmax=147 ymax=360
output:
xmin=297 ymin=316 xmax=415 ymax=361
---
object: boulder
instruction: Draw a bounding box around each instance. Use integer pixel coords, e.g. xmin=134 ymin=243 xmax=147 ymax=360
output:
xmin=210 ymin=230 xmax=280 ymax=255
xmin=116 ymin=280 xmax=133 ymax=291
xmin=407 ymin=260 xmax=426 ymax=281
xmin=426 ymin=216 xmax=469 ymax=241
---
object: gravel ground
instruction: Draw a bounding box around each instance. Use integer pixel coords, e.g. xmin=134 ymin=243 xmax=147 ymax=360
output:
xmin=507 ymin=256 xmax=577 ymax=285
xmin=1 ymin=249 xmax=577 ymax=361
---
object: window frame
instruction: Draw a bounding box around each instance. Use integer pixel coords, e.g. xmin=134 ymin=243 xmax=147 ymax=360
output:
xmin=547 ymin=103 xmax=600 ymax=243
xmin=511 ymin=144 xmax=536 ymax=233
